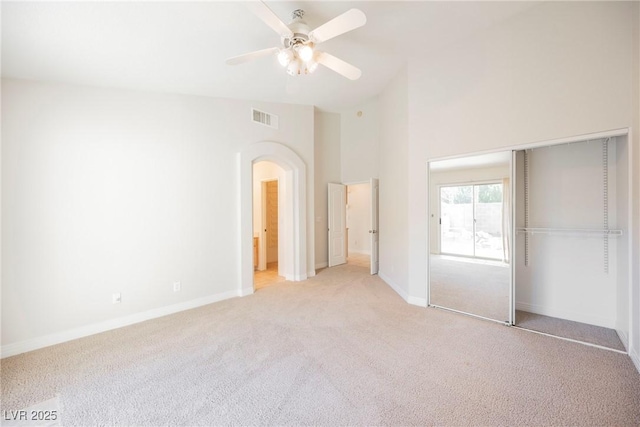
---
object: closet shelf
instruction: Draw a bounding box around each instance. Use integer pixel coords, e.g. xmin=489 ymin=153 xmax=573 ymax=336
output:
xmin=516 ymin=227 xmax=623 ymax=237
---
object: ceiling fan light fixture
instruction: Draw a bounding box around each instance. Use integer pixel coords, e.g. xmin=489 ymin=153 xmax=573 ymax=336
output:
xmin=286 ymin=60 xmax=300 ymax=76
xmin=226 ymin=2 xmax=365 ymax=80
xmin=305 ymin=59 xmax=319 ymax=74
xmin=298 ymin=44 xmax=314 ymax=62
xmin=277 ymin=49 xmax=293 ymax=67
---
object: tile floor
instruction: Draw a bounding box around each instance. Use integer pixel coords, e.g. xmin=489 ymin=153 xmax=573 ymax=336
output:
xmin=254 ymin=262 xmax=285 ymax=290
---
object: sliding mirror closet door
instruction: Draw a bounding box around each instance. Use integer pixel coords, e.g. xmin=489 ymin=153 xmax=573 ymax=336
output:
xmin=513 ymin=136 xmax=630 ymax=351
xmin=429 ymin=152 xmax=513 ymax=324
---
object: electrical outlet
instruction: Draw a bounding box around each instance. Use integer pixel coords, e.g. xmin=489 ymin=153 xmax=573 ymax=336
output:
xmin=112 ymin=293 xmax=121 ymax=304
xmin=173 ymin=281 xmax=181 ymax=292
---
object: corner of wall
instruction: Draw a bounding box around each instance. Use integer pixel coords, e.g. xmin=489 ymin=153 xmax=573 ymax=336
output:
xmin=378 ymin=271 xmax=409 ymax=303
xmin=631 ymin=348 xmax=640 ymax=375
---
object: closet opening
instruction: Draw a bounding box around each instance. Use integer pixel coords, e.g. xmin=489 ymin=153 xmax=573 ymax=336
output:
xmin=513 ymin=135 xmax=630 ymax=352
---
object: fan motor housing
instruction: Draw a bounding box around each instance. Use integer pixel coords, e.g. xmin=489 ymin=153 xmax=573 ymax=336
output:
xmin=282 ymin=9 xmax=311 ymax=48
xmin=283 ymin=33 xmax=310 ymax=49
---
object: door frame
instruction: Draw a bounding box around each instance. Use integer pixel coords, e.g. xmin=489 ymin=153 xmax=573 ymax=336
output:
xmin=239 ymin=141 xmax=308 ymax=296
xmin=336 ymin=179 xmax=379 ymax=274
xmin=370 ymin=178 xmax=379 ymax=275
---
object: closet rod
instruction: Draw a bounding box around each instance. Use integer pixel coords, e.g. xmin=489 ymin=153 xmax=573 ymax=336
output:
xmin=516 ymin=227 xmax=622 ymax=236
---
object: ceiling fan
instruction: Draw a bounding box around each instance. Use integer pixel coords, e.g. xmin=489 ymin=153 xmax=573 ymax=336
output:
xmin=226 ymin=1 xmax=366 ymax=80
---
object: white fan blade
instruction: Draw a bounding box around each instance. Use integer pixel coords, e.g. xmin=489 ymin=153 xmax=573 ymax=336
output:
xmin=247 ymin=0 xmax=293 ymax=39
xmin=315 ymin=51 xmax=362 ymax=80
xmin=309 ymin=9 xmax=366 ymax=44
xmin=226 ymin=47 xmax=279 ymax=65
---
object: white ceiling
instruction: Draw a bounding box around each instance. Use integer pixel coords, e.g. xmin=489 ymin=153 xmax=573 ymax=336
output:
xmin=1 ymin=1 xmax=538 ymax=112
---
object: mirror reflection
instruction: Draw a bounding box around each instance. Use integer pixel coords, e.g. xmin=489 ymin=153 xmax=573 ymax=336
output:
xmin=429 ymin=152 xmax=512 ymax=323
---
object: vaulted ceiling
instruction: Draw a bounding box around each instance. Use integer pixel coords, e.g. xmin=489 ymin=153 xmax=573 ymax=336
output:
xmin=2 ymin=1 xmax=537 ymax=112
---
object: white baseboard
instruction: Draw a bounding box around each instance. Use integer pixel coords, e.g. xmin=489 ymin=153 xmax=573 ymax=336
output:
xmin=288 ymin=274 xmax=307 ymax=281
xmin=616 ymin=328 xmax=630 ymax=352
xmin=315 ymin=261 xmax=328 ymax=269
xmin=239 ymin=287 xmax=254 ymax=297
xmin=307 ymin=270 xmax=316 ymax=278
xmin=1 ymin=290 xmax=240 ymax=359
xmin=378 ymin=271 xmax=409 ymax=303
xmin=407 ymin=296 xmax=428 ymax=308
xmin=515 ymin=301 xmax=615 ymax=329
xmin=378 ymin=272 xmax=427 ymax=307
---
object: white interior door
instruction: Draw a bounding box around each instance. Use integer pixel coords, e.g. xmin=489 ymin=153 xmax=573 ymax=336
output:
xmin=370 ymin=178 xmax=379 ymax=275
xmin=328 ymin=183 xmax=347 ymax=267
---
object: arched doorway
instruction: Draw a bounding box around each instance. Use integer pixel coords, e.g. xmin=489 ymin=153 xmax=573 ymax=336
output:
xmin=238 ymin=142 xmax=307 ymax=295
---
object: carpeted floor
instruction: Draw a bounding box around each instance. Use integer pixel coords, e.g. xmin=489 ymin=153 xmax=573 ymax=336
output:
xmin=515 ymin=310 xmax=626 ymax=351
xmin=429 ymin=255 xmax=625 ymax=351
xmin=2 ymin=262 xmax=640 ymax=426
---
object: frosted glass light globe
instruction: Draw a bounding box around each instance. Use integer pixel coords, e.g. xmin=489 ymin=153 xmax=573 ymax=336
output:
xmin=277 ymin=49 xmax=293 ymax=67
xmin=298 ymin=45 xmax=314 ymax=62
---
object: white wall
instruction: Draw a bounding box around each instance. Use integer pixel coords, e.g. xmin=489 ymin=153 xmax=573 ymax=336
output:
xmin=347 ymin=183 xmax=370 ymax=255
xmin=429 ymin=165 xmax=510 ymax=254
xmin=404 ymin=1 xmax=637 ymax=307
xmin=1 ymin=78 xmax=315 ymax=351
xmin=378 ymin=67 xmax=410 ymax=302
xmin=340 ymin=98 xmax=379 ymax=183
xmin=313 ymin=110 xmax=341 ymax=269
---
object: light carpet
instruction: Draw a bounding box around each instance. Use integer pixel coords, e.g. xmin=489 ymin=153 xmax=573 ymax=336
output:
xmin=2 ymin=263 xmax=640 ymax=426
xmin=515 ymin=310 xmax=626 ymax=351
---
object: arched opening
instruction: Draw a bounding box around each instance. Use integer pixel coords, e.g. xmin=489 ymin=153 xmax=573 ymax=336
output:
xmin=238 ymin=142 xmax=307 ymax=295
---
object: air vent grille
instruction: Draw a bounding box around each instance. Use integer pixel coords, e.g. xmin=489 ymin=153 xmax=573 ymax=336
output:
xmin=251 ymin=108 xmax=279 ymax=129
